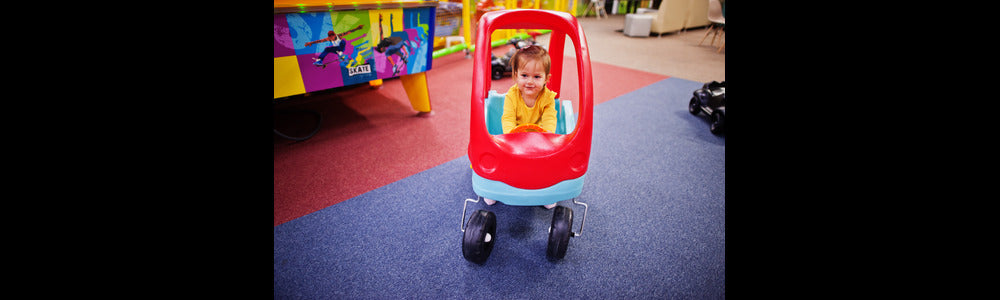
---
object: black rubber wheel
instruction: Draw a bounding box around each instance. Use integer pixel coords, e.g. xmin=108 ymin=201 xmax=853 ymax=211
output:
xmin=492 ymin=68 xmax=504 ymax=80
xmin=688 ymin=98 xmax=700 ymax=115
xmin=547 ymin=206 xmax=573 ymax=261
xmin=710 ymin=111 xmax=724 ymax=135
xmin=462 ymin=209 xmax=497 ymax=264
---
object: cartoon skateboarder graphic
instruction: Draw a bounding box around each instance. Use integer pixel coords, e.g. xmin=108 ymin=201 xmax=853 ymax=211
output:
xmin=304 ymin=24 xmax=365 ymax=68
xmin=373 ymin=13 xmax=418 ymax=76
xmin=374 ymin=36 xmax=410 ymax=76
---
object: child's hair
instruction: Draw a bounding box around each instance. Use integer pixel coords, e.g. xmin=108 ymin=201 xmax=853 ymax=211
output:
xmin=510 ymin=45 xmax=551 ymax=75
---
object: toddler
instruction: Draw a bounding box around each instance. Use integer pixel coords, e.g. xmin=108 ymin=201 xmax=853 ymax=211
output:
xmin=486 ymin=45 xmax=559 ymax=209
xmin=499 ymin=45 xmax=558 ymax=135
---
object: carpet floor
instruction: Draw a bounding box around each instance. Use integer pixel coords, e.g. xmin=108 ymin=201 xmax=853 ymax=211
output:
xmin=274 ymin=44 xmax=668 ymax=226
xmin=274 ymin=77 xmax=725 ymax=298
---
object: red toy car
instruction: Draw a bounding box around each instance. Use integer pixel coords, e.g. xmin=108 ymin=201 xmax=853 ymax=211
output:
xmin=461 ymin=9 xmax=595 ymax=264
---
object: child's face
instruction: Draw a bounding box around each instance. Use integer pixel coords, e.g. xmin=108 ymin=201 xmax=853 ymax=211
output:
xmin=514 ymin=59 xmax=550 ymax=101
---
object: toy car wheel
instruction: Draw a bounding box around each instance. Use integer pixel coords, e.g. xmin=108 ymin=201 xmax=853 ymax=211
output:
xmin=547 ymin=205 xmax=573 ymax=261
xmin=710 ymin=111 xmax=725 ymax=134
xmin=463 ymin=209 xmax=497 ymax=264
xmin=688 ymin=98 xmax=700 ymax=115
xmin=492 ymin=68 xmax=504 ymax=80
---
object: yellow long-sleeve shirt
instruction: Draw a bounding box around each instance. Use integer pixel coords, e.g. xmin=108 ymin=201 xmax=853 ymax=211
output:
xmin=500 ymin=85 xmax=558 ymax=134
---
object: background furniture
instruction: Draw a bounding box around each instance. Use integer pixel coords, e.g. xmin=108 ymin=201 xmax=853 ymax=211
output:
xmin=583 ymin=0 xmax=608 ymax=19
xmin=274 ymin=0 xmax=437 ymax=115
xmin=640 ymin=0 xmax=710 ymax=35
xmin=698 ymin=0 xmax=725 ymax=52
xmin=624 ymin=13 xmax=654 ymax=37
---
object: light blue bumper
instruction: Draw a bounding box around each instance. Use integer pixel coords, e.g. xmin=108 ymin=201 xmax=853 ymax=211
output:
xmin=471 ymin=172 xmax=586 ymax=206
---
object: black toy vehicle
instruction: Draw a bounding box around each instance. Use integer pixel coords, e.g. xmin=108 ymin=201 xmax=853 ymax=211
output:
xmin=688 ymin=80 xmax=726 ymax=134
xmin=490 ymin=37 xmax=542 ymax=80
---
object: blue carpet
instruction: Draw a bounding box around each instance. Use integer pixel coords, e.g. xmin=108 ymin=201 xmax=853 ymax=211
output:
xmin=273 ymin=77 xmax=725 ymax=299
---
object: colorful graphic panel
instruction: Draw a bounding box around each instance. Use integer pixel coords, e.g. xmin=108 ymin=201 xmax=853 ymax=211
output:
xmin=273 ymin=6 xmax=435 ymax=99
